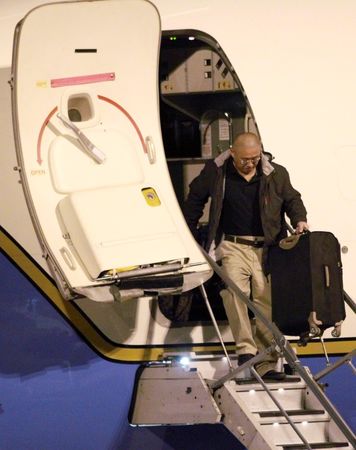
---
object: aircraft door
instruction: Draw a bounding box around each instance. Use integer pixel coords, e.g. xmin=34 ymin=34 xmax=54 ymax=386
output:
xmin=12 ymin=0 xmax=211 ymax=300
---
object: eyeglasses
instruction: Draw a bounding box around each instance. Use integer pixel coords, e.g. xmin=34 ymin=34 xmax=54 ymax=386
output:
xmin=238 ymin=156 xmax=261 ymax=166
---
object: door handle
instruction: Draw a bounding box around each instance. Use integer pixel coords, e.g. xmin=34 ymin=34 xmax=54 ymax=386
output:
xmin=57 ymin=113 xmax=106 ymax=164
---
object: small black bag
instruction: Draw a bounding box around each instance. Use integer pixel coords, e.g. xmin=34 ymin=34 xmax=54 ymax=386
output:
xmin=269 ymin=231 xmax=345 ymax=336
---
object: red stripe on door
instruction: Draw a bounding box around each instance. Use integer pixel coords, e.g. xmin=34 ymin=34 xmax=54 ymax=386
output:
xmin=51 ymin=72 xmax=115 ymax=88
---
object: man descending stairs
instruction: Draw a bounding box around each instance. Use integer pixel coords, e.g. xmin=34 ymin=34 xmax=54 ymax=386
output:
xmin=130 ymin=251 xmax=355 ymax=449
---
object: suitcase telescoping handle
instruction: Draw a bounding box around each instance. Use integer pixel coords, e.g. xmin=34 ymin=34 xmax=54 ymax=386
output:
xmin=324 ymin=265 xmax=330 ymax=288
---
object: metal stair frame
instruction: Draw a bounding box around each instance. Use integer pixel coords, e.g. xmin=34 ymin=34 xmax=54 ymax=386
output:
xmin=203 ymin=249 xmax=356 ymax=449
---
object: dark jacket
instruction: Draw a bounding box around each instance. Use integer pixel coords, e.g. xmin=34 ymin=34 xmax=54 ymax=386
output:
xmin=183 ymin=150 xmax=307 ymax=268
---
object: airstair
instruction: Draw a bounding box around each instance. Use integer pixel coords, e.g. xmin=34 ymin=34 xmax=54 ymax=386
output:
xmin=130 ymin=253 xmax=356 ymax=450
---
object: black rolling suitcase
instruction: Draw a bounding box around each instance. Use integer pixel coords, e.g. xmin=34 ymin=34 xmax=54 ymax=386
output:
xmin=269 ymin=231 xmax=345 ymax=337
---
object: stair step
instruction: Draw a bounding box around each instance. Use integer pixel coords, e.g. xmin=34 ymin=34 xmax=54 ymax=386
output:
xmin=259 ymin=409 xmax=325 ymax=418
xmin=233 ymin=384 xmax=305 ymax=411
xmin=261 ymin=419 xmax=329 ymax=444
xmin=231 ymin=377 xmax=306 ymax=393
xmin=234 ymin=375 xmax=302 ymax=385
xmin=280 ymin=442 xmax=350 ymax=449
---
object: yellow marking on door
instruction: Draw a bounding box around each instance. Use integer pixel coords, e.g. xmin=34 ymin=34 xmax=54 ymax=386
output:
xmin=36 ymin=80 xmax=48 ymax=88
xmin=142 ymin=187 xmax=161 ymax=206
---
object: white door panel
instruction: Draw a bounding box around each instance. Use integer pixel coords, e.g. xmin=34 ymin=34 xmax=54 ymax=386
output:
xmin=13 ymin=0 xmax=210 ymax=297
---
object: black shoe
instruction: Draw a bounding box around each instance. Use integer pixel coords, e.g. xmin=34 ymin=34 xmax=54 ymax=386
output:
xmin=238 ymin=353 xmax=255 ymax=366
xmin=284 ymin=363 xmax=296 ymax=375
xmin=262 ymin=370 xmax=286 ymax=381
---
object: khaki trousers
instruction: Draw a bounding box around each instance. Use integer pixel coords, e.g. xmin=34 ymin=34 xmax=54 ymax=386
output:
xmin=217 ymin=240 xmax=279 ymax=376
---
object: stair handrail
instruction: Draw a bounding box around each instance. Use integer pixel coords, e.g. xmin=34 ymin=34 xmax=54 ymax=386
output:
xmin=314 ymin=348 xmax=356 ymax=382
xmin=202 ymin=249 xmax=356 ymax=448
xmin=343 ymin=290 xmax=356 ymax=314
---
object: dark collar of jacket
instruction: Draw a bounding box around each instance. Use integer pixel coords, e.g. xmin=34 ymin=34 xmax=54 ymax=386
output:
xmin=213 ymin=149 xmax=274 ymax=177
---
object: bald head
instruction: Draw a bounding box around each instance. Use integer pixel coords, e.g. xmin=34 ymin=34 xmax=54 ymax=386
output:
xmin=230 ymin=132 xmax=262 ymax=177
xmin=231 ymin=132 xmax=261 ymax=152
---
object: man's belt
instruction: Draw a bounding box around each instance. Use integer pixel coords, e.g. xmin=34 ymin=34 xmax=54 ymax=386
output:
xmin=224 ymin=235 xmax=264 ymax=248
